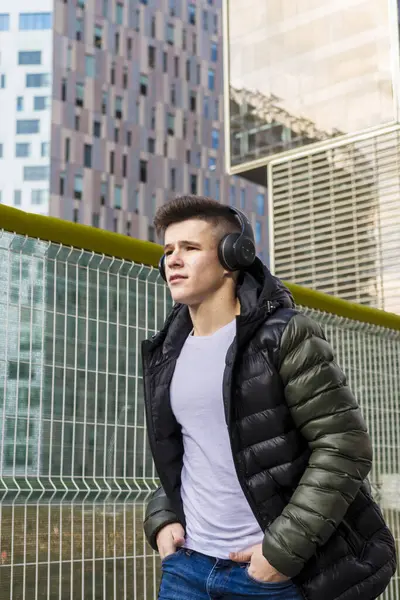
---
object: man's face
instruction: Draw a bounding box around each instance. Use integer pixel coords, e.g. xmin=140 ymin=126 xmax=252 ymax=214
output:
xmin=163 ymin=219 xmax=228 ymax=306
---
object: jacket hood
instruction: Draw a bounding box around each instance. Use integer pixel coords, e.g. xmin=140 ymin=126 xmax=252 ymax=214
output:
xmin=144 ymin=258 xmax=294 ymax=363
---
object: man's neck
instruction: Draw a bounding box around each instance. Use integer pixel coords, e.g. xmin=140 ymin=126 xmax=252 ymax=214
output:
xmin=188 ymin=293 xmax=240 ymax=337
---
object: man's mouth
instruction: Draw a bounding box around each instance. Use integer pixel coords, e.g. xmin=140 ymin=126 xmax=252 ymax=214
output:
xmin=169 ymin=274 xmax=187 ymax=283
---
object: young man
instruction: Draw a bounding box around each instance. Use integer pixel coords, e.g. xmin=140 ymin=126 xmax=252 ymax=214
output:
xmin=142 ymin=196 xmax=396 ymax=600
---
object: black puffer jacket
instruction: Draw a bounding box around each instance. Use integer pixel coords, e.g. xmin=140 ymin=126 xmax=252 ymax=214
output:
xmin=142 ymin=259 xmax=396 ymax=600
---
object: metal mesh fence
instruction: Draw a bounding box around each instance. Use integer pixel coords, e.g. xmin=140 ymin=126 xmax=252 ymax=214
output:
xmin=0 ymin=231 xmax=399 ymax=599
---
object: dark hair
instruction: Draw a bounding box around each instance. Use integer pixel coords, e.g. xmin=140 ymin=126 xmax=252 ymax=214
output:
xmin=153 ymin=195 xmax=240 ymax=238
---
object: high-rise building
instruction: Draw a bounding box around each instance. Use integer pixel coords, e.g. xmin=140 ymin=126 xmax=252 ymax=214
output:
xmin=223 ymin=0 xmax=400 ymax=313
xmin=0 ymin=0 xmax=269 ymax=259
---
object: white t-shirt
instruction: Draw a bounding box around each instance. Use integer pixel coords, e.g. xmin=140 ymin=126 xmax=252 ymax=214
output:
xmin=170 ymin=319 xmax=264 ymax=559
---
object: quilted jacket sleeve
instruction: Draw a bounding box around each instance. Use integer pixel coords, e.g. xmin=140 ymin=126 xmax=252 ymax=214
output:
xmin=144 ymin=486 xmax=184 ymax=551
xmin=262 ymin=312 xmax=373 ymax=578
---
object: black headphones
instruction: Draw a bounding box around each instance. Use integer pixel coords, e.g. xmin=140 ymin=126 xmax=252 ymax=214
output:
xmin=158 ymin=207 xmax=256 ymax=281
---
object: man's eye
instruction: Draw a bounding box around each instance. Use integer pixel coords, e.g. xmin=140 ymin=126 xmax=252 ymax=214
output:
xmin=165 ymin=250 xmax=172 ymax=256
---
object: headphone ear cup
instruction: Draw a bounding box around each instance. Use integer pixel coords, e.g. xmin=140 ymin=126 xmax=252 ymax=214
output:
xmin=218 ymin=233 xmax=241 ymax=271
xmin=158 ymin=255 xmax=167 ymax=281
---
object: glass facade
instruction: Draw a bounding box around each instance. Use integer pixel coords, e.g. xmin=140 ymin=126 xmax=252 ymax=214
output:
xmin=227 ymin=0 xmax=395 ymax=168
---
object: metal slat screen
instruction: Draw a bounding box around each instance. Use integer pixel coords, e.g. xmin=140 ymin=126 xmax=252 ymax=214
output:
xmin=0 ymin=230 xmax=399 ymax=599
xmin=271 ymin=128 xmax=400 ymax=314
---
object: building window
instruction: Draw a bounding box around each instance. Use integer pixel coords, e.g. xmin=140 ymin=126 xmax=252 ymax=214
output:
xmin=211 ymin=42 xmax=218 ymax=62
xmin=18 ymin=51 xmax=42 ymax=65
xmin=74 ymin=174 xmax=83 ymax=199
xmin=151 ymin=107 xmax=156 ymax=130
xmin=84 ymin=144 xmax=92 ymax=168
xmin=230 ymin=185 xmax=236 ymax=206
xmin=94 ymin=24 xmax=103 ymax=48
xmin=16 ymin=120 xmax=39 ymax=134
xmin=166 ymin=23 xmax=174 ymax=44
xmin=115 ymin=95 xmax=123 ymax=119
xmin=75 ymin=115 xmax=80 ymax=130
xmin=255 ymin=220 xmax=262 ymax=244
xmin=169 ymin=0 xmax=176 ymax=16
xmin=16 ymin=97 xmax=24 ymax=111
xmin=110 ymin=61 xmax=117 ymax=82
xmin=140 ymin=74 xmax=148 ymax=95
xmin=73 ymin=208 xmax=79 ymax=223
xmin=196 ymin=64 xmax=201 ymax=85
xmin=190 ymin=174 xmax=197 ymax=194
xmin=204 ymin=96 xmax=209 ymax=118
xmin=26 ymin=73 xmax=50 ymax=88
xmin=163 ymin=51 xmax=168 ymax=73
xmin=208 ymin=68 xmax=215 ymax=91
xmin=114 ymin=32 xmax=120 ymax=53
xmin=127 ymin=37 xmax=132 ymax=59
xmin=114 ymin=185 xmax=122 ymax=209
xmin=148 ymin=45 xmax=156 ymax=69
xmin=76 ymin=17 xmax=83 ymax=40
xmin=59 ymin=172 xmax=65 ymax=195
xmin=123 ymin=154 xmax=127 ymax=177
xmin=167 ymin=113 xmax=175 ymax=136
xmin=19 ymin=13 xmax=52 ymax=30
xmin=0 ymin=144 xmax=3 ymax=158
xmin=92 ymin=213 xmax=100 ymax=228
xmin=123 ymin=68 xmax=128 ymax=89
xmin=170 ymin=167 xmax=176 ymax=191
xmin=0 ymin=74 xmax=6 ymax=89
xmin=170 ymin=84 xmax=176 ymax=106
xmin=102 ymin=0 xmax=108 ymax=17
xmin=182 ymin=28 xmax=187 ymax=50
xmin=183 ymin=117 xmax=187 ymax=138
xmin=34 ymin=96 xmax=49 ymax=110
xmin=14 ymin=190 xmax=22 ymax=206
xmin=192 ymin=33 xmax=197 ymax=54
xmin=31 ymin=189 xmax=47 ymax=205
xmin=41 ymin=142 xmax=49 ymax=157
xmin=65 ymin=138 xmax=70 ymax=161
xmin=215 ymin=180 xmax=220 ymax=201
xmin=100 ymin=181 xmax=108 ymax=205
xmin=208 ymin=156 xmax=216 ymax=171
xmin=0 ymin=14 xmax=10 ymax=31
xmin=148 ymin=137 xmax=155 ymax=153
xmin=186 ymin=59 xmax=191 ymax=82
xmin=174 ymin=56 xmax=179 ymax=78
xmin=126 ymin=130 xmax=132 ymax=146
xmin=75 ymin=82 xmax=84 ymax=107
xmin=202 ymin=10 xmax=208 ymax=31
xmin=61 ymin=78 xmax=67 ymax=102
xmin=134 ymin=8 xmax=140 ymax=31
xmin=240 ymin=188 xmax=246 ymax=209
xmin=214 ymin=99 xmax=219 ymax=120
xmin=213 ymin=13 xmax=218 ymax=35
xmin=256 ymin=193 xmax=265 ymax=216
xmin=93 ymin=120 xmax=101 ymax=138
xmin=15 ymin=143 xmax=30 ymax=157
xmin=204 ymin=177 xmax=210 ymax=197
xmin=188 ymin=4 xmax=196 ymax=25
xmin=116 ymin=2 xmax=123 ymax=25
xmin=85 ymin=54 xmax=95 ymax=78
xmin=189 ymin=90 xmax=197 ymax=112
xmin=102 ymin=91 xmax=108 ymax=114
xmin=211 ymin=129 xmax=219 ymax=149
xmin=139 ymin=160 xmax=147 ymax=183
xmin=110 ymin=151 xmax=114 ymax=174
xmin=23 ymin=166 xmax=49 ymax=181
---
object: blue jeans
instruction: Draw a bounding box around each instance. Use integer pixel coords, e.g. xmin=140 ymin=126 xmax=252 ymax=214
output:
xmin=159 ymin=548 xmax=303 ymax=599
